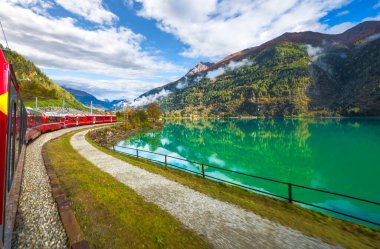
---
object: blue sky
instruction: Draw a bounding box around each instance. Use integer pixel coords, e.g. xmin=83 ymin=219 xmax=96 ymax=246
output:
xmin=1 ymin=0 xmax=380 ymax=101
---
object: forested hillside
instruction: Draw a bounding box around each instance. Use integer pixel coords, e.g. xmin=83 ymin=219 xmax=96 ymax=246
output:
xmin=161 ymin=42 xmax=312 ymax=116
xmin=137 ymin=21 xmax=380 ymax=117
xmin=1 ymin=44 xmax=87 ymax=110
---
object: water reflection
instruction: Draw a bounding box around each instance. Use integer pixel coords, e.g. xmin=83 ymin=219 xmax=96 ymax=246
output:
xmin=117 ymin=118 xmax=380 ymax=226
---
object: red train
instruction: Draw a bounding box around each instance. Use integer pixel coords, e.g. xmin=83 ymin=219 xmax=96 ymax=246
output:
xmin=0 ymin=50 xmax=116 ymax=248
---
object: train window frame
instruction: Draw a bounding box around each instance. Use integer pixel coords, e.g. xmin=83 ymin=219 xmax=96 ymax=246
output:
xmin=7 ymin=103 xmax=17 ymax=192
xmin=5 ymin=95 xmax=16 ymax=194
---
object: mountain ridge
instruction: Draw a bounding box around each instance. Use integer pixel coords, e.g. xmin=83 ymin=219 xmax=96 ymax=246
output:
xmin=63 ymin=86 xmax=123 ymax=110
xmin=135 ymin=21 xmax=380 ymax=117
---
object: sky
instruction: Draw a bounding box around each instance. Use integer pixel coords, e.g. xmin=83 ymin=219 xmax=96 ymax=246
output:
xmin=0 ymin=0 xmax=380 ymax=101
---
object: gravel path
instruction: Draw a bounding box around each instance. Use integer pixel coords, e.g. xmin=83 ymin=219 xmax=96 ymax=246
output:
xmin=12 ymin=125 xmax=108 ymax=249
xmin=71 ymin=130 xmax=343 ymax=249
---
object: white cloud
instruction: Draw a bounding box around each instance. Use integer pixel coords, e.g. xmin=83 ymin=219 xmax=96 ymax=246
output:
xmin=366 ymin=32 xmax=380 ymax=42
xmin=9 ymin=0 xmax=54 ymax=15
xmin=305 ymin=45 xmax=323 ymax=61
xmin=54 ymin=0 xmax=118 ymax=25
xmin=130 ymin=89 xmax=172 ymax=107
xmin=326 ymin=13 xmax=380 ymax=34
xmin=206 ymin=58 xmax=252 ymax=79
xmin=175 ymin=74 xmax=204 ymax=90
xmin=325 ymin=21 xmax=355 ymax=34
xmin=208 ymin=153 xmax=226 ymax=166
xmin=207 ymin=67 xmax=225 ymax=79
xmin=176 ymin=77 xmax=189 ymax=90
xmin=336 ymin=10 xmax=349 ymax=16
xmin=375 ymin=1 xmax=380 ymax=9
xmin=135 ymin=0 xmax=351 ymax=59
xmin=0 ymin=2 xmax=183 ymax=100
xmin=53 ymin=75 xmax=164 ymax=101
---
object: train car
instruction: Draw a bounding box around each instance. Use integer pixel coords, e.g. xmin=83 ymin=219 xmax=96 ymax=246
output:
xmin=105 ymin=115 xmax=117 ymax=123
xmin=94 ymin=115 xmax=104 ymax=124
xmin=0 ymin=50 xmax=118 ymax=248
xmin=64 ymin=114 xmax=78 ymax=127
xmin=0 ymin=50 xmax=28 ymax=248
xmin=42 ymin=112 xmax=64 ymax=133
xmin=77 ymin=115 xmax=87 ymax=126
xmin=84 ymin=115 xmax=95 ymax=125
xmin=25 ymin=108 xmax=43 ymax=142
xmin=104 ymin=115 xmax=112 ymax=123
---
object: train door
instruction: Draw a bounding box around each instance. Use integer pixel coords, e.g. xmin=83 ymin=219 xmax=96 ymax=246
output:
xmin=1 ymin=74 xmax=18 ymax=246
xmin=0 ymin=81 xmax=7 ymax=247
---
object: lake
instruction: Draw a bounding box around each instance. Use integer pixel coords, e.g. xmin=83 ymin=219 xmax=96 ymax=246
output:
xmin=116 ymin=118 xmax=380 ymax=227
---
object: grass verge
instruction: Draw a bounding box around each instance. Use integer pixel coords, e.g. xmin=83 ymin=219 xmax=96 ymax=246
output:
xmin=46 ymin=131 xmax=211 ymax=249
xmin=86 ymin=132 xmax=380 ymax=249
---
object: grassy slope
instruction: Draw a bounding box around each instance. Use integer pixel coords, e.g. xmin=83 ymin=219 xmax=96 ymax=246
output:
xmin=86 ymin=131 xmax=380 ymax=249
xmin=46 ymin=132 xmax=210 ymax=249
xmin=24 ymin=99 xmax=90 ymax=111
xmin=2 ymin=47 xmax=88 ymax=110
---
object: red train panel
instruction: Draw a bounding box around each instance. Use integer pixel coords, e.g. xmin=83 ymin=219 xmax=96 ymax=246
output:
xmin=0 ymin=50 xmax=28 ymax=248
xmin=25 ymin=108 xmax=43 ymax=142
xmin=42 ymin=113 xmax=64 ymax=133
xmin=0 ymin=49 xmax=119 ymax=248
xmin=94 ymin=115 xmax=104 ymax=124
xmin=64 ymin=115 xmax=78 ymax=127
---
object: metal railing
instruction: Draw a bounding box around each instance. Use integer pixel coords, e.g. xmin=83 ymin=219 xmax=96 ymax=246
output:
xmin=112 ymin=145 xmax=380 ymax=227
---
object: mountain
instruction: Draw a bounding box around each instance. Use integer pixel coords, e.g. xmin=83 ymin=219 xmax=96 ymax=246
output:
xmin=63 ymin=87 xmax=124 ymax=110
xmin=187 ymin=62 xmax=214 ymax=76
xmin=135 ymin=61 xmax=214 ymax=102
xmin=1 ymin=45 xmax=87 ymax=111
xmin=135 ymin=21 xmax=380 ymax=117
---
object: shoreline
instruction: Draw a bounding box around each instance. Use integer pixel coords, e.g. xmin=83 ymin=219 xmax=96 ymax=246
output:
xmin=163 ymin=116 xmax=380 ymax=120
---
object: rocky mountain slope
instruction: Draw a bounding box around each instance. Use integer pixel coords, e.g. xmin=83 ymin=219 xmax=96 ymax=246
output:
xmin=136 ymin=21 xmax=380 ymax=117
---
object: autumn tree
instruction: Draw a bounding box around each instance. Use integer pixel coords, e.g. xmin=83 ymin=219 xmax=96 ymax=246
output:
xmin=147 ymin=103 xmax=161 ymax=121
xmin=125 ymin=107 xmax=135 ymax=121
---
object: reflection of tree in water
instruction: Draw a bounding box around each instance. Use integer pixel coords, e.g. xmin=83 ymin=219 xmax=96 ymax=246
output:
xmin=121 ymin=119 xmax=380 ymax=217
xmin=127 ymin=119 xmax=318 ymax=186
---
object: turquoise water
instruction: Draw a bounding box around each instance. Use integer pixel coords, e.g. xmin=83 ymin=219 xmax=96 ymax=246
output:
xmin=116 ymin=118 xmax=380 ymax=227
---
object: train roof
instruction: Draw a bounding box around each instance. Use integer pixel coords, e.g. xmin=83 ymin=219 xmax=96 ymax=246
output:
xmin=43 ymin=112 xmax=66 ymax=117
xmin=26 ymin=107 xmax=43 ymax=116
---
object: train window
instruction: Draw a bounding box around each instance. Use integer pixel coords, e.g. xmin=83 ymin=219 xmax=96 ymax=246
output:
xmin=15 ymin=99 xmax=21 ymax=167
xmin=87 ymin=117 xmax=92 ymax=121
xmin=79 ymin=117 xmax=83 ymax=121
xmin=71 ymin=117 xmax=76 ymax=121
xmin=7 ymin=103 xmax=17 ymax=192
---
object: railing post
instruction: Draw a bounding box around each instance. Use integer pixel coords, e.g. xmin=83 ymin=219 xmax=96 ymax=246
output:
xmin=136 ymin=149 xmax=139 ymax=158
xmin=165 ymin=155 xmax=167 ymax=168
xmin=288 ymin=183 xmax=292 ymax=203
xmin=201 ymin=164 xmax=205 ymax=178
